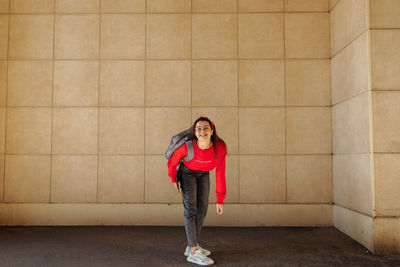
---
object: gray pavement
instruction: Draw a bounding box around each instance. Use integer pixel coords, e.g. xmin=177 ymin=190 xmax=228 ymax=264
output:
xmin=0 ymin=226 xmax=399 ymax=266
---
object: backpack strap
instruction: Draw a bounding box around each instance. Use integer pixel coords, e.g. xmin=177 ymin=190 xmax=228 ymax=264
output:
xmin=165 ymin=127 xmax=192 ymax=160
xmin=182 ymin=140 xmax=194 ymax=162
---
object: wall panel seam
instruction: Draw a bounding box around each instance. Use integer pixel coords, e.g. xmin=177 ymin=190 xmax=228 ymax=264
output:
xmin=97 ymin=0 xmax=101 ymax=203
xmin=334 ymin=203 xmax=374 ymax=218
xmin=331 ymin=90 xmax=371 ymax=106
xmin=49 ymin=0 xmax=56 ymax=203
xmin=331 ymin=28 xmax=369 ymax=59
xmin=283 ymin=4 xmax=287 ymax=204
xmin=237 ymin=0 xmax=240 ymax=204
xmin=143 ymin=0 xmax=147 ymax=204
xmin=2 ymin=0 xmax=11 ymax=202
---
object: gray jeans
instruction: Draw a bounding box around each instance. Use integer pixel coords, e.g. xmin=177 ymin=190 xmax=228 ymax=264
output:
xmin=178 ymin=163 xmax=210 ymax=247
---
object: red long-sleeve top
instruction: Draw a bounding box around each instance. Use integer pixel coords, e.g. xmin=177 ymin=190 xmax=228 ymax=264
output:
xmin=167 ymin=139 xmax=227 ymax=204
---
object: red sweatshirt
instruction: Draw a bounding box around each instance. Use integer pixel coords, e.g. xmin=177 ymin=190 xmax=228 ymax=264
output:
xmin=167 ymin=139 xmax=227 ymax=204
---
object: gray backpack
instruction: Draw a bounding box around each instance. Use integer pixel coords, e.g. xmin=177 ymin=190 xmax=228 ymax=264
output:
xmin=165 ymin=127 xmax=194 ymax=162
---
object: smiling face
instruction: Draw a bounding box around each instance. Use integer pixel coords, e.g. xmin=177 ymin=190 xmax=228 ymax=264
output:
xmin=194 ymin=120 xmax=214 ymax=141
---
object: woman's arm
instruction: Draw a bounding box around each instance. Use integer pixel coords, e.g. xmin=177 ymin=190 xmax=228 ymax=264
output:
xmin=167 ymin=144 xmax=188 ymax=183
xmin=215 ymin=144 xmax=227 ymax=205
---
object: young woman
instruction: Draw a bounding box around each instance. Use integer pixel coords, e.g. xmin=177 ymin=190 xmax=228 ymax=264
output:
xmin=167 ymin=116 xmax=227 ymax=265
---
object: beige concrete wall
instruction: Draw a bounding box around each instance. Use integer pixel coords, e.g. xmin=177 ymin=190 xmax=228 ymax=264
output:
xmin=330 ymin=0 xmax=375 ymax=252
xmin=0 ymin=0 xmax=333 ymax=226
xmin=334 ymin=205 xmax=374 ymax=251
xmin=332 ymin=0 xmax=400 ymax=255
xmin=0 ymin=203 xmax=333 ymax=226
xmin=370 ymin=0 xmax=400 ymax=255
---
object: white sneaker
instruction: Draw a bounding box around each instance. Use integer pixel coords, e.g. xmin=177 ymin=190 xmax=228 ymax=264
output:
xmin=187 ymin=249 xmax=214 ymax=265
xmin=184 ymin=244 xmax=211 ymax=257
xmin=197 ymin=243 xmax=211 ymax=256
xmin=184 ymin=246 xmax=191 ymax=257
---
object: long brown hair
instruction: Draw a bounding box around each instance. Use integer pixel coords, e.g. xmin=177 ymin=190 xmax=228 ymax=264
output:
xmin=191 ymin=116 xmax=227 ymax=159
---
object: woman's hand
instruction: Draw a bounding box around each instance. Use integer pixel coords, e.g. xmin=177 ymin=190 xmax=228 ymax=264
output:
xmin=216 ymin=204 xmax=223 ymax=215
xmin=172 ymin=182 xmax=178 ymax=192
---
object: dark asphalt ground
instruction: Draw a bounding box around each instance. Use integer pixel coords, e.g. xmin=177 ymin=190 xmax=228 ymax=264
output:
xmin=0 ymin=226 xmax=399 ymax=266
